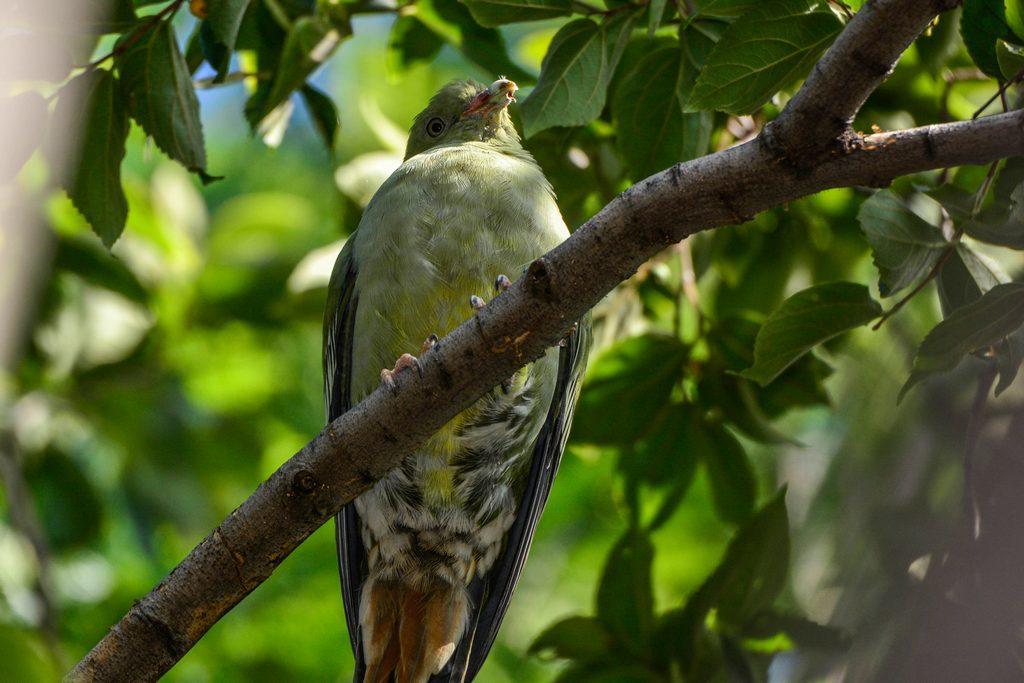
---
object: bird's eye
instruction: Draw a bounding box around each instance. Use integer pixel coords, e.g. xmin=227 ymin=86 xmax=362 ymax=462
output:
xmin=426 ymin=117 xmax=446 ymax=137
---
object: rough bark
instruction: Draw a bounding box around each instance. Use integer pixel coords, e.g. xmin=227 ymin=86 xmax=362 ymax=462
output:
xmin=68 ymin=0 xmax=1024 ymax=679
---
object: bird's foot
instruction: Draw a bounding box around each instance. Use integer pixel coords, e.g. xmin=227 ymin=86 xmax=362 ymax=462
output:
xmin=380 ymin=353 xmax=420 ymax=392
xmin=421 ymin=334 xmax=438 ymax=354
xmin=471 ymin=276 xmax=517 ymax=394
xmin=558 ymin=322 xmax=579 ymax=347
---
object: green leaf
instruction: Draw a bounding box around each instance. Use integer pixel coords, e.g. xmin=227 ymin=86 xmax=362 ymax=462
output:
xmin=207 ymin=0 xmax=251 ymax=50
xmin=701 ymin=422 xmax=756 ymax=525
xmin=612 ymin=41 xmax=712 ymax=180
xmin=740 ymin=283 xmax=881 ymax=386
xmin=997 ymin=38 xmax=1024 ymax=78
xmin=119 ymin=22 xmax=208 ymax=175
xmin=648 ymin=0 xmax=668 ymax=35
xmin=961 ymin=0 xmax=1015 ymax=77
xmin=596 ymin=529 xmax=655 ymax=657
xmin=387 ymin=15 xmax=444 ymax=75
xmin=459 ymin=0 xmax=571 ymax=27
xmin=256 ymin=15 xmax=350 ymax=124
xmin=200 ymin=21 xmax=232 ymax=82
xmin=26 ymin=448 xmax=104 ymax=552
xmin=530 ymin=616 xmax=614 ymax=662
xmin=995 ymin=332 xmax=1024 ymax=395
xmin=299 ymin=84 xmax=339 ymax=152
xmin=688 ymin=0 xmax=842 ymax=114
xmin=707 ymin=490 xmax=790 ymax=627
xmin=48 ymin=70 xmax=129 ymax=247
xmin=521 ymin=13 xmax=638 ymax=137
xmin=937 ymin=244 xmax=1005 ymax=316
xmin=696 ymin=0 xmax=762 ymax=17
xmin=623 ymin=402 xmax=699 ymax=491
xmin=415 ymin=0 xmax=533 ymax=85
xmin=55 ymin=235 xmax=148 ymax=304
xmin=1006 ymin=0 xmax=1024 ymax=41
xmin=858 ymin=190 xmax=948 ymax=297
xmin=573 ymin=333 xmax=688 ymax=446
xmin=901 ymin=283 xmax=1024 ymax=400
xmin=930 ymin=174 xmax=1024 ymax=249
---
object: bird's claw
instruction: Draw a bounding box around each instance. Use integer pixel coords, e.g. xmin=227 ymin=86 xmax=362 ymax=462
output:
xmin=494 ymin=274 xmax=511 ymax=293
xmin=421 ymin=334 xmax=438 ymax=354
xmin=558 ymin=322 xmax=579 ymax=347
xmin=470 ymin=295 xmax=486 ymax=312
xmin=380 ymin=352 xmax=421 ymax=392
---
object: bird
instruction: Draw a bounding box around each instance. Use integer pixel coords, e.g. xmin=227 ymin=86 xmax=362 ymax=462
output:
xmin=322 ymin=78 xmax=591 ymax=683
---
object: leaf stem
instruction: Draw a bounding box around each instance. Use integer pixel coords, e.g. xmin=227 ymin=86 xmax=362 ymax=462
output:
xmin=871 ymin=237 xmax=959 ymax=331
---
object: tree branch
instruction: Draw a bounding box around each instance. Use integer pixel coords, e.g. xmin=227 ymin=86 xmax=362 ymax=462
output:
xmin=765 ymin=0 xmax=959 ymax=163
xmin=68 ymin=0 xmax=1022 ymax=679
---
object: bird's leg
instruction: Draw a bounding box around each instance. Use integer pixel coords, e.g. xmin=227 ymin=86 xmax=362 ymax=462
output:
xmin=470 ymin=275 xmax=516 ymax=394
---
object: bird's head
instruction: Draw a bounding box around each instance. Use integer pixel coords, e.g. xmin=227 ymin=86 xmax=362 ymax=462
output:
xmin=404 ymin=78 xmax=520 ymax=160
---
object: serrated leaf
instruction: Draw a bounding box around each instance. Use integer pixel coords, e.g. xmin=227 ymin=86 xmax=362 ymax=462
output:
xmin=207 ymin=0 xmax=251 ymax=50
xmin=701 ymin=422 xmax=756 ymax=525
xmin=573 ymin=334 xmax=688 ymax=446
xmin=256 ymin=15 xmax=349 ymax=124
xmin=901 ymin=283 xmax=1024 ymax=400
xmin=387 ymin=15 xmax=444 ymax=76
xmin=596 ymin=529 xmax=655 ymax=657
xmin=530 ymin=616 xmax=614 ymax=662
xmin=459 ymin=0 xmax=571 ymax=27
xmin=415 ymin=0 xmax=532 ymax=84
xmin=119 ymin=22 xmax=207 ymax=174
xmin=48 ymin=70 xmax=129 ymax=247
xmin=961 ymin=0 xmax=1015 ymax=77
xmin=740 ymin=283 xmax=881 ymax=386
xmin=859 ymin=190 xmax=948 ymax=296
xmin=612 ymin=42 xmax=712 ymax=180
xmin=521 ymin=13 xmax=638 ymax=137
xmin=688 ymin=0 xmax=842 ymax=114
xmin=299 ymin=84 xmax=339 ymax=152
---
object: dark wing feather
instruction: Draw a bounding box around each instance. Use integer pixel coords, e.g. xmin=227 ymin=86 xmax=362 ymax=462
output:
xmin=436 ymin=317 xmax=592 ymax=683
xmin=322 ymin=239 xmax=367 ymax=677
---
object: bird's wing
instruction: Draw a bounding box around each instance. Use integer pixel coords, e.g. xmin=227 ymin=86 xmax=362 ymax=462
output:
xmin=322 ymin=237 xmax=366 ymax=661
xmin=444 ymin=316 xmax=592 ymax=683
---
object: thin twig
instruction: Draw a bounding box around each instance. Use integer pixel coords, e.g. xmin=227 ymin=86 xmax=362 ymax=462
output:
xmin=872 ymin=238 xmax=959 ymax=330
xmin=972 ymin=66 xmax=1024 ymax=119
xmin=78 ymin=0 xmax=186 ymax=70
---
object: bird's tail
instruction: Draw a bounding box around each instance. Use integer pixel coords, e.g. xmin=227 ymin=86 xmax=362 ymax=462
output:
xmin=360 ymin=577 xmax=470 ymax=683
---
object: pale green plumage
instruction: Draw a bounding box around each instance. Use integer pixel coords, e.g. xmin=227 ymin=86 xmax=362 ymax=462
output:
xmin=323 ymin=79 xmax=590 ymax=683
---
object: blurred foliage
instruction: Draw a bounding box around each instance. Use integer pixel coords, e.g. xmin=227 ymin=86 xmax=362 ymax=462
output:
xmin=2 ymin=0 xmax=1024 ymax=681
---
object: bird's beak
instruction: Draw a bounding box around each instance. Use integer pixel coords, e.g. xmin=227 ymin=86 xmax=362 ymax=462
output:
xmin=461 ymin=78 xmax=518 ymax=119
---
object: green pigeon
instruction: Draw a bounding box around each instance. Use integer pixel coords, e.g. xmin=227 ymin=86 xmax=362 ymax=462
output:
xmin=323 ymin=78 xmax=591 ymax=682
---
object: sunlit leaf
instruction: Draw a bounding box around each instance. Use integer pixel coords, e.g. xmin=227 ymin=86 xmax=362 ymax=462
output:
xmin=48 ymin=70 xmax=129 ymax=246
xmin=740 ymin=283 xmax=881 ymax=386
xmin=119 ymin=22 xmax=208 ymax=175
xmin=521 ymin=13 xmax=637 ymax=137
xmin=688 ymin=0 xmax=842 ymax=114
xmin=859 ymin=190 xmax=947 ymax=297
xmin=1005 ymin=0 xmax=1024 ymax=42
xmin=901 ymin=283 xmax=1024 ymax=400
